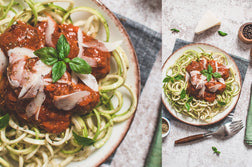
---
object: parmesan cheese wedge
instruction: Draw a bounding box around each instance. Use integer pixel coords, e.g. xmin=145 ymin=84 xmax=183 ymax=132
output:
xmin=195 ymin=10 xmax=221 ymax=34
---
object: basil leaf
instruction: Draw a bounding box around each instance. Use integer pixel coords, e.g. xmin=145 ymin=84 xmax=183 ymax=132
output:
xmin=170 ymin=28 xmax=180 ymax=32
xmin=207 ymin=74 xmax=212 ymax=82
xmin=212 ymin=146 xmax=221 ymax=154
xmin=218 ymin=31 xmax=228 ymax=36
xmin=213 ymin=72 xmax=222 ymax=78
xmin=64 ymin=58 xmax=71 ymax=63
xmin=180 ymin=89 xmax=186 ymax=99
xmin=207 ymin=64 xmax=213 ymax=74
xmin=163 ymin=76 xmax=170 ymax=82
xmin=57 ymin=34 xmax=70 ymax=60
xmin=69 ymin=57 xmax=91 ymax=74
xmin=187 ymin=96 xmax=193 ymax=103
xmin=200 ymin=69 xmax=208 ymax=74
xmin=163 ymin=76 xmax=173 ymax=82
xmin=52 ymin=61 xmax=66 ymax=83
xmin=0 ymin=113 xmax=9 ymax=130
xmin=174 ymin=74 xmax=184 ymax=80
xmin=218 ymin=101 xmax=226 ymax=106
xmin=33 ymin=47 xmax=58 ymax=65
xmin=200 ymin=70 xmax=208 ymax=76
xmin=185 ymin=102 xmax=190 ymax=111
xmin=73 ymin=131 xmax=95 ymax=146
xmin=170 ymin=77 xmax=174 ymax=83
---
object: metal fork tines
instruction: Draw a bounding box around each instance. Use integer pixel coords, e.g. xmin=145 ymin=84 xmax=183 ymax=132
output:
xmin=230 ymin=120 xmax=244 ymax=134
xmin=214 ymin=120 xmax=244 ymax=138
xmin=175 ymin=120 xmax=244 ymax=144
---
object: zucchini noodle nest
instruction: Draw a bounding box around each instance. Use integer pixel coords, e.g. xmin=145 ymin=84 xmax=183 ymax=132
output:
xmin=0 ymin=0 xmax=137 ymax=166
xmin=163 ymin=49 xmax=240 ymax=121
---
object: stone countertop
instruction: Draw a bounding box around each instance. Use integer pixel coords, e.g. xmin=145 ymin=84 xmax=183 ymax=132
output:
xmin=162 ymin=0 xmax=252 ymax=167
xmin=100 ymin=0 xmax=162 ymax=33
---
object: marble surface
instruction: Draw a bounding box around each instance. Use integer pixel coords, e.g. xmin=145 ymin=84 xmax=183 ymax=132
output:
xmin=162 ymin=0 xmax=252 ymax=167
xmin=100 ymin=0 xmax=162 ymax=33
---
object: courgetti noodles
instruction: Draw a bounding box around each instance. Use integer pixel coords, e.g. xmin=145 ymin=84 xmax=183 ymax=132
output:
xmin=0 ymin=0 xmax=137 ymax=166
xmin=163 ymin=49 xmax=240 ymax=121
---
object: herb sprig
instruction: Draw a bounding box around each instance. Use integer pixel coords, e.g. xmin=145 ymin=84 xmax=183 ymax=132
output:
xmin=34 ymin=34 xmax=91 ymax=83
xmin=218 ymin=31 xmax=228 ymax=36
xmin=163 ymin=74 xmax=184 ymax=83
xmin=170 ymin=28 xmax=180 ymax=32
xmin=200 ymin=64 xmax=222 ymax=82
xmin=217 ymin=101 xmax=226 ymax=106
xmin=72 ymin=131 xmax=95 ymax=146
xmin=180 ymin=89 xmax=193 ymax=112
xmin=212 ymin=146 xmax=221 ymax=155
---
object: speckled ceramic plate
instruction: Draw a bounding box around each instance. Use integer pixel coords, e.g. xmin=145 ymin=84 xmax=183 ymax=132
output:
xmin=23 ymin=0 xmax=140 ymax=166
xmin=162 ymin=43 xmax=241 ymax=126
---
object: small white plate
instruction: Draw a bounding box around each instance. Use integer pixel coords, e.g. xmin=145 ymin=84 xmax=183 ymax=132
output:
xmin=162 ymin=43 xmax=241 ymax=126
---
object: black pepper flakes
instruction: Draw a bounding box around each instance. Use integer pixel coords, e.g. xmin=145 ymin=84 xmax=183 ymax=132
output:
xmin=238 ymin=22 xmax=252 ymax=44
xmin=243 ymin=24 xmax=252 ymax=39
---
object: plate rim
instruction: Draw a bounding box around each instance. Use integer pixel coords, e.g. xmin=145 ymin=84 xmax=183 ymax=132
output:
xmin=162 ymin=42 xmax=242 ymax=126
xmin=89 ymin=0 xmax=140 ymax=166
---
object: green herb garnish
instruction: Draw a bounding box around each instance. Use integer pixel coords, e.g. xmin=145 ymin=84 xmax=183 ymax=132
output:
xmin=174 ymin=74 xmax=184 ymax=80
xmin=0 ymin=113 xmax=9 ymax=130
xmin=52 ymin=61 xmax=66 ymax=83
xmin=218 ymin=31 xmax=228 ymax=36
xmin=180 ymin=89 xmax=186 ymax=99
xmin=217 ymin=101 xmax=226 ymax=106
xmin=185 ymin=96 xmax=193 ymax=112
xmin=163 ymin=74 xmax=184 ymax=83
xmin=72 ymin=131 xmax=95 ymax=146
xmin=212 ymin=146 xmax=221 ymax=155
xmin=170 ymin=28 xmax=180 ymax=32
xmin=213 ymin=72 xmax=222 ymax=78
xmin=34 ymin=34 xmax=91 ymax=83
xmin=163 ymin=76 xmax=174 ymax=83
xmin=185 ymin=103 xmax=190 ymax=111
xmin=200 ymin=64 xmax=222 ymax=82
xmin=187 ymin=96 xmax=193 ymax=103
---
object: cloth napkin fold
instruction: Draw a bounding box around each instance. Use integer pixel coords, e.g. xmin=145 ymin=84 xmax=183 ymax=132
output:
xmin=115 ymin=14 xmax=162 ymax=90
xmin=245 ymin=84 xmax=252 ymax=145
xmin=144 ymin=107 xmax=162 ymax=167
xmin=162 ymin=39 xmax=249 ymax=131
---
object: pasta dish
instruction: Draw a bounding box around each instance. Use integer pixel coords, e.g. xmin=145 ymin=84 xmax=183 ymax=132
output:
xmin=163 ymin=48 xmax=240 ymax=121
xmin=0 ymin=0 xmax=137 ymax=166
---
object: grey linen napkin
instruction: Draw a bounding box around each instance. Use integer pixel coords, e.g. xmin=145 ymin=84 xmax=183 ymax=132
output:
xmin=162 ymin=39 xmax=249 ymax=131
xmin=115 ymin=13 xmax=162 ymax=91
xmin=245 ymin=84 xmax=252 ymax=145
xmin=102 ymin=14 xmax=162 ymax=165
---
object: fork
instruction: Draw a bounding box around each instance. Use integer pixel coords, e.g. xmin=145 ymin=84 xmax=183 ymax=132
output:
xmin=175 ymin=120 xmax=244 ymax=144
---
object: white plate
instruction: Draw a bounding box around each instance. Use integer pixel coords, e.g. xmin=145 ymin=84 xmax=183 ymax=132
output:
xmin=16 ymin=0 xmax=140 ymax=166
xmin=162 ymin=43 xmax=241 ymax=126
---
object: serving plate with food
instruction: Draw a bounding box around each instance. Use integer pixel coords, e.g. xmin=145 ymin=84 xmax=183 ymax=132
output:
xmin=0 ymin=0 xmax=139 ymax=166
xmin=162 ymin=43 xmax=241 ymax=126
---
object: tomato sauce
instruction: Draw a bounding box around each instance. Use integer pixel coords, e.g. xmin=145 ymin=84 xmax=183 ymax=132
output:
xmin=0 ymin=22 xmax=44 ymax=54
xmin=51 ymin=23 xmax=111 ymax=79
xmin=186 ymin=58 xmax=229 ymax=102
xmin=0 ymin=20 xmax=111 ymax=133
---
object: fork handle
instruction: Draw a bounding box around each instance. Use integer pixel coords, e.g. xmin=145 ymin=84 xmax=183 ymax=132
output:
xmin=175 ymin=134 xmax=206 ymax=144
